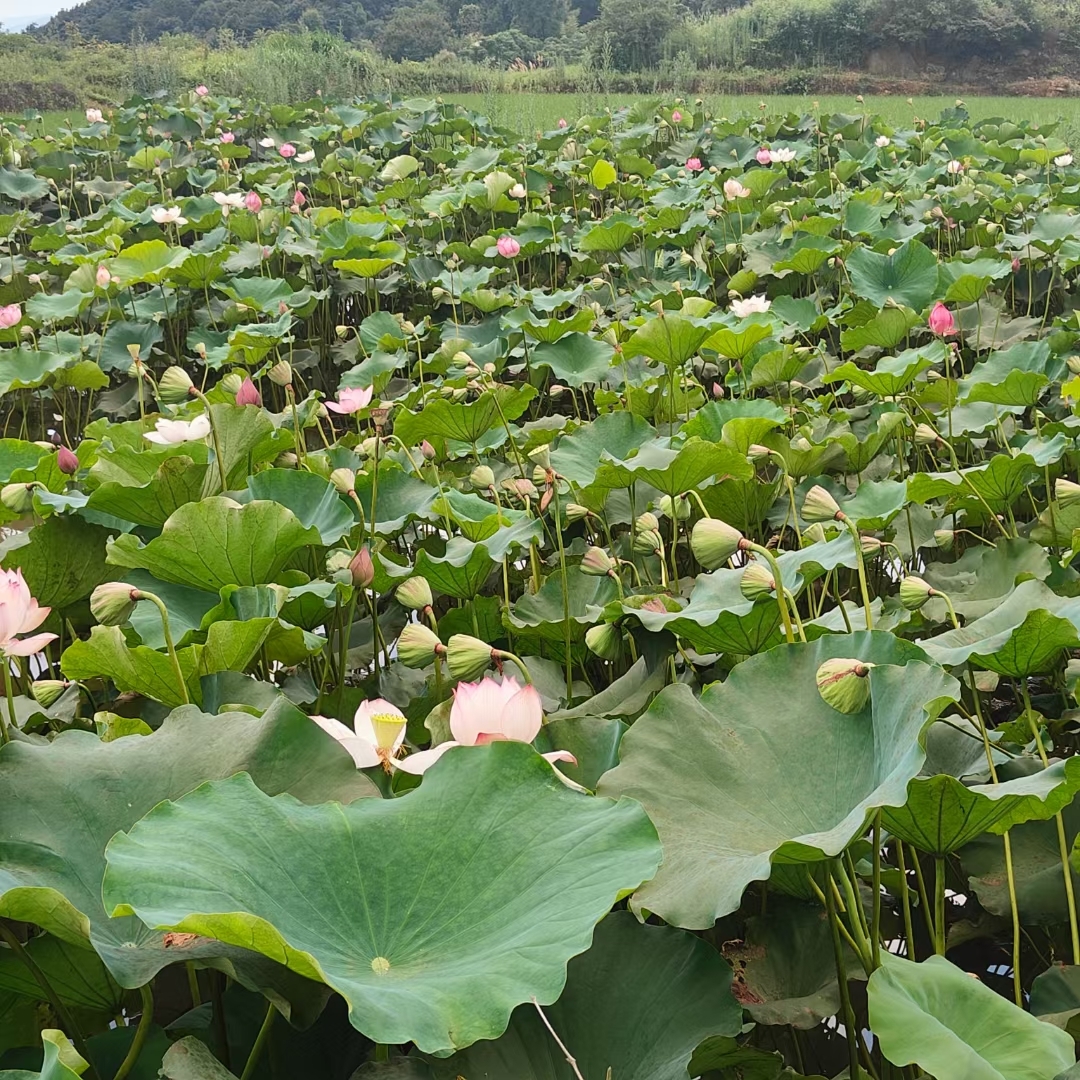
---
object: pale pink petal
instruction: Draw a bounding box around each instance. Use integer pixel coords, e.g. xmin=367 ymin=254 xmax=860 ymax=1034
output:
xmin=394 ymin=741 xmax=459 ymax=774
xmin=499 ymin=683 xmax=543 ymax=742
xmin=17 ymin=601 xmax=49 ymax=636
xmin=308 ymin=713 xmax=381 ymax=768
xmin=541 ymin=749 xmax=577 ymax=765
xmin=4 ymin=632 xmax=58 ymax=656
xmin=322 ymin=400 xmax=353 ymax=414
xmin=142 ymin=432 xmax=171 ymax=445
xmin=450 ymin=677 xmax=519 ymax=745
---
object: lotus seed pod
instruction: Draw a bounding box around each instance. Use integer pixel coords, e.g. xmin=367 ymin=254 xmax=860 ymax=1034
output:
xmin=532 ymin=465 xmax=548 ymax=486
xmin=330 ymin=468 xmax=355 ymax=494
xmin=220 ymin=372 xmax=243 ymax=397
xmin=126 ymin=343 xmax=142 ymax=362
xmin=0 ymin=483 xmax=34 ymax=513
xmin=31 ymin=679 xmax=69 ymax=707
xmin=268 ymin=360 xmax=292 ymax=386
xmin=803 ymin=523 xmax=828 ymax=544
xmin=157 ymin=365 xmax=194 ymax=404
xmin=633 ymin=528 xmax=663 ymax=556
xmin=739 ymin=562 xmax=776 ymax=601
xmin=565 ymin=502 xmax=591 ymax=522
xmin=815 ymin=658 xmax=875 ymax=714
xmin=1057 ymin=478 xmax=1080 ymax=510
xmin=934 ymin=528 xmax=955 ymax=551
xmin=397 ymin=622 xmax=443 ymax=668
xmin=585 ymin=623 xmax=623 ymax=661
xmin=396 ymin=576 xmax=433 ymax=611
xmin=899 ymin=575 xmax=935 ymax=611
xmin=658 ymin=494 xmax=691 ymax=521
xmin=1068 ymin=356 xmax=1080 ymax=375
xmin=913 ymin=423 xmax=940 ymax=446
xmin=446 ymin=633 xmax=494 ymax=681
xmin=691 ymin=518 xmax=745 ymax=569
xmin=470 ymin=464 xmax=495 ymax=490
xmin=90 ymin=582 xmax=139 ymax=626
xmin=636 ymin=511 xmax=660 ymax=533
xmin=801 ymin=485 xmax=842 ymax=523
xmin=747 ymin=444 xmax=774 ymax=461
xmin=860 ymin=535 xmax=884 ymax=555
xmin=581 ymin=546 xmax=617 ymax=576
xmin=528 ymin=444 xmax=551 ymax=470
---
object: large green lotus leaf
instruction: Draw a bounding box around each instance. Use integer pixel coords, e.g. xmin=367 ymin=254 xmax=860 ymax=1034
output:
xmin=883 ymin=758 xmax=1080 ymax=855
xmin=240 ymin=469 xmax=353 ymax=545
xmin=550 ymin=412 xmax=656 ymax=487
xmin=533 ymin=716 xmax=626 ymax=791
xmin=844 ymin=239 xmax=939 ymax=310
xmin=205 ymin=404 xmax=278 ymax=492
xmin=918 ymin=579 xmax=1080 ymax=673
xmin=825 ymin=349 xmax=933 ymax=396
xmin=835 ymin=478 xmax=907 ymax=530
xmin=0 ymin=515 xmax=112 ymax=611
xmin=101 ymin=742 xmax=661 ymax=1054
xmin=621 ymin=314 xmax=714 ymax=368
xmin=687 ymin=1036 xmax=789 ymax=1079
xmin=550 ymin=656 xmax=667 ymax=722
xmin=110 ymin=239 xmax=189 ymax=286
xmin=680 ymin=398 xmax=787 ymax=445
xmin=598 ymin=632 xmax=958 ymax=928
xmin=426 ymin=911 xmax=741 ymax=1080
xmin=0 ymin=348 xmax=74 ymax=395
xmin=0 ymin=167 xmax=50 ymax=202
xmin=592 ymin=437 xmax=752 ymax=496
xmin=0 ymin=1030 xmax=87 ymax=1080
xmin=106 ymin=497 xmax=320 ymax=590
xmin=125 ymin=571 xmax=218 ymax=650
xmin=834 ymin=409 xmax=907 ymax=475
xmin=0 ymin=440 xmax=49 ymax=483
xmin=907 ymin=451 xmax=1051 ymax=510
xmin=515 ymin=308 xmax=595 ymax=344
xmin=350 ymin=466 xmax=438 ymax=536
xmin=0 ymin=935 xmax=123 ymax=1015
xmin=159 ymin=1038 xmax=236 ymax=1080
xmin=705 ymin=320 xmax=776 ymax=362
xmin=0 ymin=700 xmax=375 ymax=992
xmin=531 ymin=333 xmax=615 ymax=386
xmin=85 ymin=449 xmax=210 ymax=528
xmin=393 ymin=386 xmax=536 ymax=447
xmin=508 ymin=569 xmax=620 ymax=642
xmin=1032 ymin=964 xmax=1080 ymax=1036
xmin=920 ymin=538 xmax=1050 ymax=621
xmin=867 ymin=954 xmax=1075 ymax=1079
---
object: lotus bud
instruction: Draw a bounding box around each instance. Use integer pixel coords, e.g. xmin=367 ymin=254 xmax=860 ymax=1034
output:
xmin=565 ymin=502 xmax=591 ymax=522
xmin=659 ymin=493 xmax=691 ymax=521
xmin=913 ymin=423 xmax=940 ymax=446
xmin=899 ymin=575 xmax=935 ymax=611
xmin=815 ymin=658 xmax=875 ymax=714
xmin=581 ymin=546 xmax=617 ymax=576
xmin=470 ymin=464 xmax=495 ymax=490
xmin=1057 ymin=478 xmax=1080 ymax=509
xmin=633 ymin=528 xmax=663 ymax=556
xmin=398 ymin=622 xmax=443 ymax=668
xmin=446 ymin=633 xmax=494 ymax=681
xmin=934 ymin=528 xmax=955 ymax=551
xmin=636 ymin=511 xmax=660 ymax=533
xmin=31 ymin=679 xmax=69 ymax=707
xmin=268 ymin=360 xmax=292 ymax=387
xmin=740 ymin=562 xmax=775 ymax=601
xmin=801 ymin=485 xmax=843 ymax=523
xmin=748 ymin=444 xmax=774 ymax=461
xmin=396 ymin=576 xmax=433 ymax=612
xmin=56 ymin=445 xmax=79 ymax=475
xmin=585 ymin=623 xmax=623 ymax=661
xmin=349 ymin=547 xmax=374 ymax=588
xmin=235 ymin=377 xmax=262 ymax=406
xmin=330 ymin=468 xmax=355 ymax=494
xmin=691 ymin=518 xmax=745 ymax=569
xmin=90 ymin=581 xmax=139 ymax=626
xmin=1 ymin=483 xmax=34 ymax=513
xmin=420 ymin=440 xmax=436 ymax=461
xmin=452 ymin=351 xmax=474 ymax=369
xmin=157 ymin=366 xmax=194 ymax=404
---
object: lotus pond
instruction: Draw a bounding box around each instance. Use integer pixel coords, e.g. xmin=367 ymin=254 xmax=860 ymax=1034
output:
xmin=2 ymin=93 xmax=1080 ymax=1080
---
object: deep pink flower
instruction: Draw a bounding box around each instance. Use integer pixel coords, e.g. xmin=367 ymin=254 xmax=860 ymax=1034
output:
xmin=244 ymin=190 xmax=262 ymax=213
xmin=279 ymin=143 xmax=297 ymax=159
xmin=293 ymin=189 xmax=306 ymax=208
xmin=756 ymin=147 xmax=772 ymax=165
xmin=324 ymin=386 xmax=374 ymax=414
xmin=928 ymin=301 xmax=956 ymax=337
xmin=496 ymin=235 xmax=521 ymax=258
xmin=557 ymin=118 xmax=567 ymax=129
xmin=672 ymin=110 xmax=682 ymax=123
xmin=1012 ymin=256 xmax=1022 ymax=273
xmin=0 ymin=304 xmax=21 ymax=330
xmin=235 ymin=377 xmax=261 ymax=406
xmin=685 ymin=156 xmax=702 ymax=172
xmin=56 ymin=446 xmax=79 ymax=475
xmin=220 ymin=132 xmax=235 ymax=144
xmin=195 ymin=85 xmax=209 ymax=97
xmin=0 ymin=568 xmax=56 ymax=658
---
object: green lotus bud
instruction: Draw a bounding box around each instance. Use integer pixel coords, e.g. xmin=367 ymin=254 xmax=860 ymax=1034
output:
xmin=157 ymin=365 xmax=194 ymax=404
xmin=446 ymin=633 xmax=494 ymax=681
xmin=1057 ymin=478 xmax=1080 ymax=509
xmin=585 ymin=623 xmax=623 ymax=661
xmin=268 ymin=360 xmax=292 ymax=386
xmin=396 ymin=576 xmax=433 ymax=611
xmin=658 ymin=494 xmax=691 ymax=521
xmin=633 ymin=528 xmax=663 ymax=556
xmin=470 ymin=464 xmax=495 ymax=490
xmin=90 ymin=581 xmax=139 ymax=626
xmin=398 ymin=622 xmax=443 ymax=668
xmin=636 ymin=511 xmax=660 ymax=533
xmin=815 ymin=658 xmax=875 ymax=714
xmin=899 ymin=575 xmax=935 ymax=611
xmin=581 ymin=546 xmax=617 ymax=576
xmin=565 ymin=502 xmax=591 ymax=522
xmin=691 ymin=518 xmax=745 ymax=569
xmin=739 ymin=562 xmax=775 ymax=601
xmin=31 ymin=679 xmax=69 ymax=707
xmin=1 ymin=483 xmax=34 ymax=513
xmin=330 ymin=467 xmax=356 ymax=494
xmin=801 ymin=485 xmax=843 ymax=523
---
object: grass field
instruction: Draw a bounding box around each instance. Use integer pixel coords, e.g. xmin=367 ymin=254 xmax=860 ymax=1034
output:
xmin=7 ymin=94 xmax=1078 ymax=139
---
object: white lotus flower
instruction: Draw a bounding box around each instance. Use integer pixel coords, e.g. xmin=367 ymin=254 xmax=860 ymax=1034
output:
xmin=151 ymin=205 xmax=187 ymax=226
xmin=213 ymin=191 xmax=245 ymax=210
xmin=723 ymin=178 xmax=751 ymax=200
xmin=310 ymin=699 xmax=407 ymax=770
xmin=143 ymin=414 xmax=212 ymax=445
xmin=731 ymin=295 xmax=771 ymax=317
xmin=85 ymin=108 xmax=103 ymax=124
xmin=259 ymin=137 xmax=276 ymax=148
xmin=946 ymin=159 xmax=964 ymax=175
xmin=1056 ymin=154 xmax=1074 ymax=168
xmin=875 ymin=135 xmax=890 ymax=148
xmin=509 ymin=182 xmax=527 ymax=199
xmin=295 ymin=149 xmax=316 ymax=163
xmin=770 ymin=147 xmax=796 ymax=163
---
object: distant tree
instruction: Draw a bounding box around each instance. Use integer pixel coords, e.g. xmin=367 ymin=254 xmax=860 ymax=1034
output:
xmin=299 ymin=6 xmax=326 ymax=29
xmin=506 ymin=0 xmax=567 ymax=39
xmin=377 ymin=1 xmax=452 ymax=58
xmin=594 ymin=0 xmax=677 ymax=67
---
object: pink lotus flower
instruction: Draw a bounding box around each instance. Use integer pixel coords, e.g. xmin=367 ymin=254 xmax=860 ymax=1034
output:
xmin=324 ymin=385 xmax=374 ymax=414
xmin=56 ymin=445 xmax=79 ymax=475
xmin=396 ymin=676 xmax=576 ymax=777
xmin=672 ymin=110 xmax=683 ymax=123
xmin=0 ymin=304 xmax=21 ymax=330
xmin=723 ymin=178 xmax=751 ymax=201
xmin=310 ymin=698 xmax=407 ymax=770
xmin=557 ymin=118 xmax=568 ymax=129
xmin=756 ymin=147 xmax=772 ymax=165
xmin=686 ymin=157 xmax=703 ymax=172
xmin=85 ymin=108 xmax=103 ymax=124
xmin=195 ymin=85 xmax=209 ymax=97
xmin=1012 ymin=256 xmax=1022 ymax=273
xmin=509 ymin=182 xmax=527 ymax=199
xmin=95 ymin=264 xmax=111 ymax=289
xmin=220 ymin=132 xmax=235 ymax=144
xmin=235 ymin=377 xmax=261 ymax=406
xmin=279 ymin=143 xmax=297 ymax=159
xmin=928 ymin=301 xmax=956 ymax=337
xmin=496 ymin=235 xmax=521 ymax=258
xmin=244 ymin=191 xmax=262 ymax=213
xmin=293 ymin=189 xmax=307 ymax=209
xmin=0 ymin=569 xmax=56 ymax=658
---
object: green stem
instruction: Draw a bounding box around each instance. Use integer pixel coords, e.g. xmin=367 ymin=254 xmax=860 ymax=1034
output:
xmin=824 ymin=871 xmax=862 ymax=1080
xmin=136 ymin=591 xmax=189 ymax=705
xmin=193 ymin=395 xmax=229 ymax=494
xmin=494 ymin=649 xmax=534 ymax=686
xmin=113 ymin=984 xmax=153 ymax=1080
xmin=842 ymin=518 xmax=874 ymax=630
xmin=747 ymin=543 xmax=794 ymax=645
xmin=551 ymin=485 xmax=574 ymax=702
xmin=239 ymin=1001 xmax=277 ymax=1080
xmin=895 ymin=841 xmax=916 ymax=962
xmin=934 ymin=856 xmax=947 ymax=956
xmin=1 ymin=656 xmax=16 ymax=744
xmin=871 ymin=811 xmax=883 ymax=970
xmin=186 ymin=962 xmax=201 ymax=1008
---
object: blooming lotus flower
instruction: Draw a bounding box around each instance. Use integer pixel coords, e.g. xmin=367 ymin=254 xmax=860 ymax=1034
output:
xmin=509 ymin=182 xmax=527 ymax=199
xmin=671 ymin=110 xmax=682 ymax=123
xmin=686 ymin=156 xmax=703 ymax=172
xmin=756 ymin=147 xmax=772 ymax=165
xmin=279 ymin=143 xmax=297 ymax=159
xmin=235 ymin=377 xmax=261 ymax=406
xmin=0 ymin=569 xmax=56 ymax=658
xmin=875 ymin=135 xmax=890 ymax=148
xmin=557 ymin=118 xmax=567 ymax=128
xmin=396 ymin=676 xmax=576 ymax=778
xmin=928 ymin=301 xmax=956 ymax=337
xmin=1056 ymin=154 xmax=1074 ymax=168
xmin=731 ymin=295 xmax=771 ymax=317
xmin=295 ymin=149 xmax=316 ymax=163
xmin=946 ymin=159 xmax=964 ymax=175
xmin=244 ymin=190 xmax=262 ymax=213
xmin=85 ymin=108 xmax=103 ymax=124
xmin=220 ymin=132 xmax=235 ymax=144
xmin=195 ymin=85 xmax=208 ymax=96
xmin=259 ymin=137 xmax=276 ymax=148
xmin=0 ymin=304 xmax=21 ymax=330
xmin=496 ymin=235 xmax=521 ymax=258
xmin=324 ymin=385 xmax=374 ymax=414
xmin=723 ymin=178 xmax=751 ymax=200
xmin=213 ymin=191 xmax=245 ymax=214
xmin=771 ymin=147 xmax=796 ymax=163
xmin=151 ymin=205 xmax=187 ymax=226
xmin=143 ymin=414 xmax=212 ymax=445
xmin=95 ymin=264 xmax=111 ymax=289
xmin=310 ymin=698 xmax=407 ymax=770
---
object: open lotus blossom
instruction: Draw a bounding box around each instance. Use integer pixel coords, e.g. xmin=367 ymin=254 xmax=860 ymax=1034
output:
xmin=213 ymin=191 xmax=245 ymax=213
xmin=244 ymin=190 xmax=262 ymax=213
xmin=396 ymin=676 xmax=577 ymax=782
xmin=220 ymin=132 xmax=235 ymax=144
xmin=0 ymin=304 xmax=21 ymax=330
xmin=557 ymin=118 xmax=567 ymax=128
xmin=324 ymin=385 xmax=374 ymax=414
xmin=143 ymin=414 xmax=212 ymax=445
xmin=685 ymin=157 xmax=703 ymax=172
xmin=295 ymin=149 xmax=316 ymax=163
xmin=258 ymin=136 xmax=276 ymax=148
xmin=0 ymin=569 xmax=56 ymax=658
xmin=279 ymin=143 xmax=297 ymax=158
xmin=310 ymin=699 xmax=407 ymax=771
xmin=756 ymin=147 xmax=772 ymax=165
xmin=195 ymin=85 xmax=209 ymax=96
xmin=496 ymin=235 xmax=521 ymax=258
xmin=85 ymin=108 xmax=103 ymax=124
xmin=731 ymin=295 xmax=771 ymax=317
xmin=509 ymin=182 xmax=527 ymax=199
xmin=1056 ymin=154 xmax=1074 ymax=168
xmin=946 ymin=159 xmax=964 ymax=175
xmin=928 ymin=301 xmax=957 ymax=336
xmin=151 ymin=205 xmax=187 ymax=226
xmin=875 ymin=135 xmax=890 ymax=148
xmin=770 ymin=147 xmax=796 ymax=163
xmin=95 ymin=264 xmax=111 ymax=288
xmin=723 ymin=177 xmax=751 ymax=200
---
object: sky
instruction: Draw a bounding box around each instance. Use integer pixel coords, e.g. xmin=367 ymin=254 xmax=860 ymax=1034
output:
xmin=1 ymin=0 xmax=69 ymax=30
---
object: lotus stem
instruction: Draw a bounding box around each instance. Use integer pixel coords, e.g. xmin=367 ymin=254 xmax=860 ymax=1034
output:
xmin=1 ymin=657 xmax=16 ymax=745
xmin=894 ymin=840 xmax=916 ymax=962
xmin=551 ymin=484 xmax=574 ymax=701
xmin=933 ymin=856 xmax=947 ymax=956
xmin=239 ymin=1001 xmax=277 ymax=1080
xmin=494 ymin=649 xmax=533 ymax=686
xmin=191 ymin=392 xmax=229 ymax=494
xmin=871 ymin=811 xmax=883 ymax=970
xmin=135 ymin=590 xmax=189 ymax=705
xmin=746 ymin=542 xmax=794 ymax=644
xmin=840 ymin=518 xmax=874 ymax=630
xmin=113 ymin=984 xmax=154 ymax=1080
xmin=824 ymin=870 xmax=862 ymax=1080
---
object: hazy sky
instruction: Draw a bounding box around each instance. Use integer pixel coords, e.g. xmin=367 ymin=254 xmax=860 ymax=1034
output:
xmin=1 ymin=0 xmax=69 ymax=24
